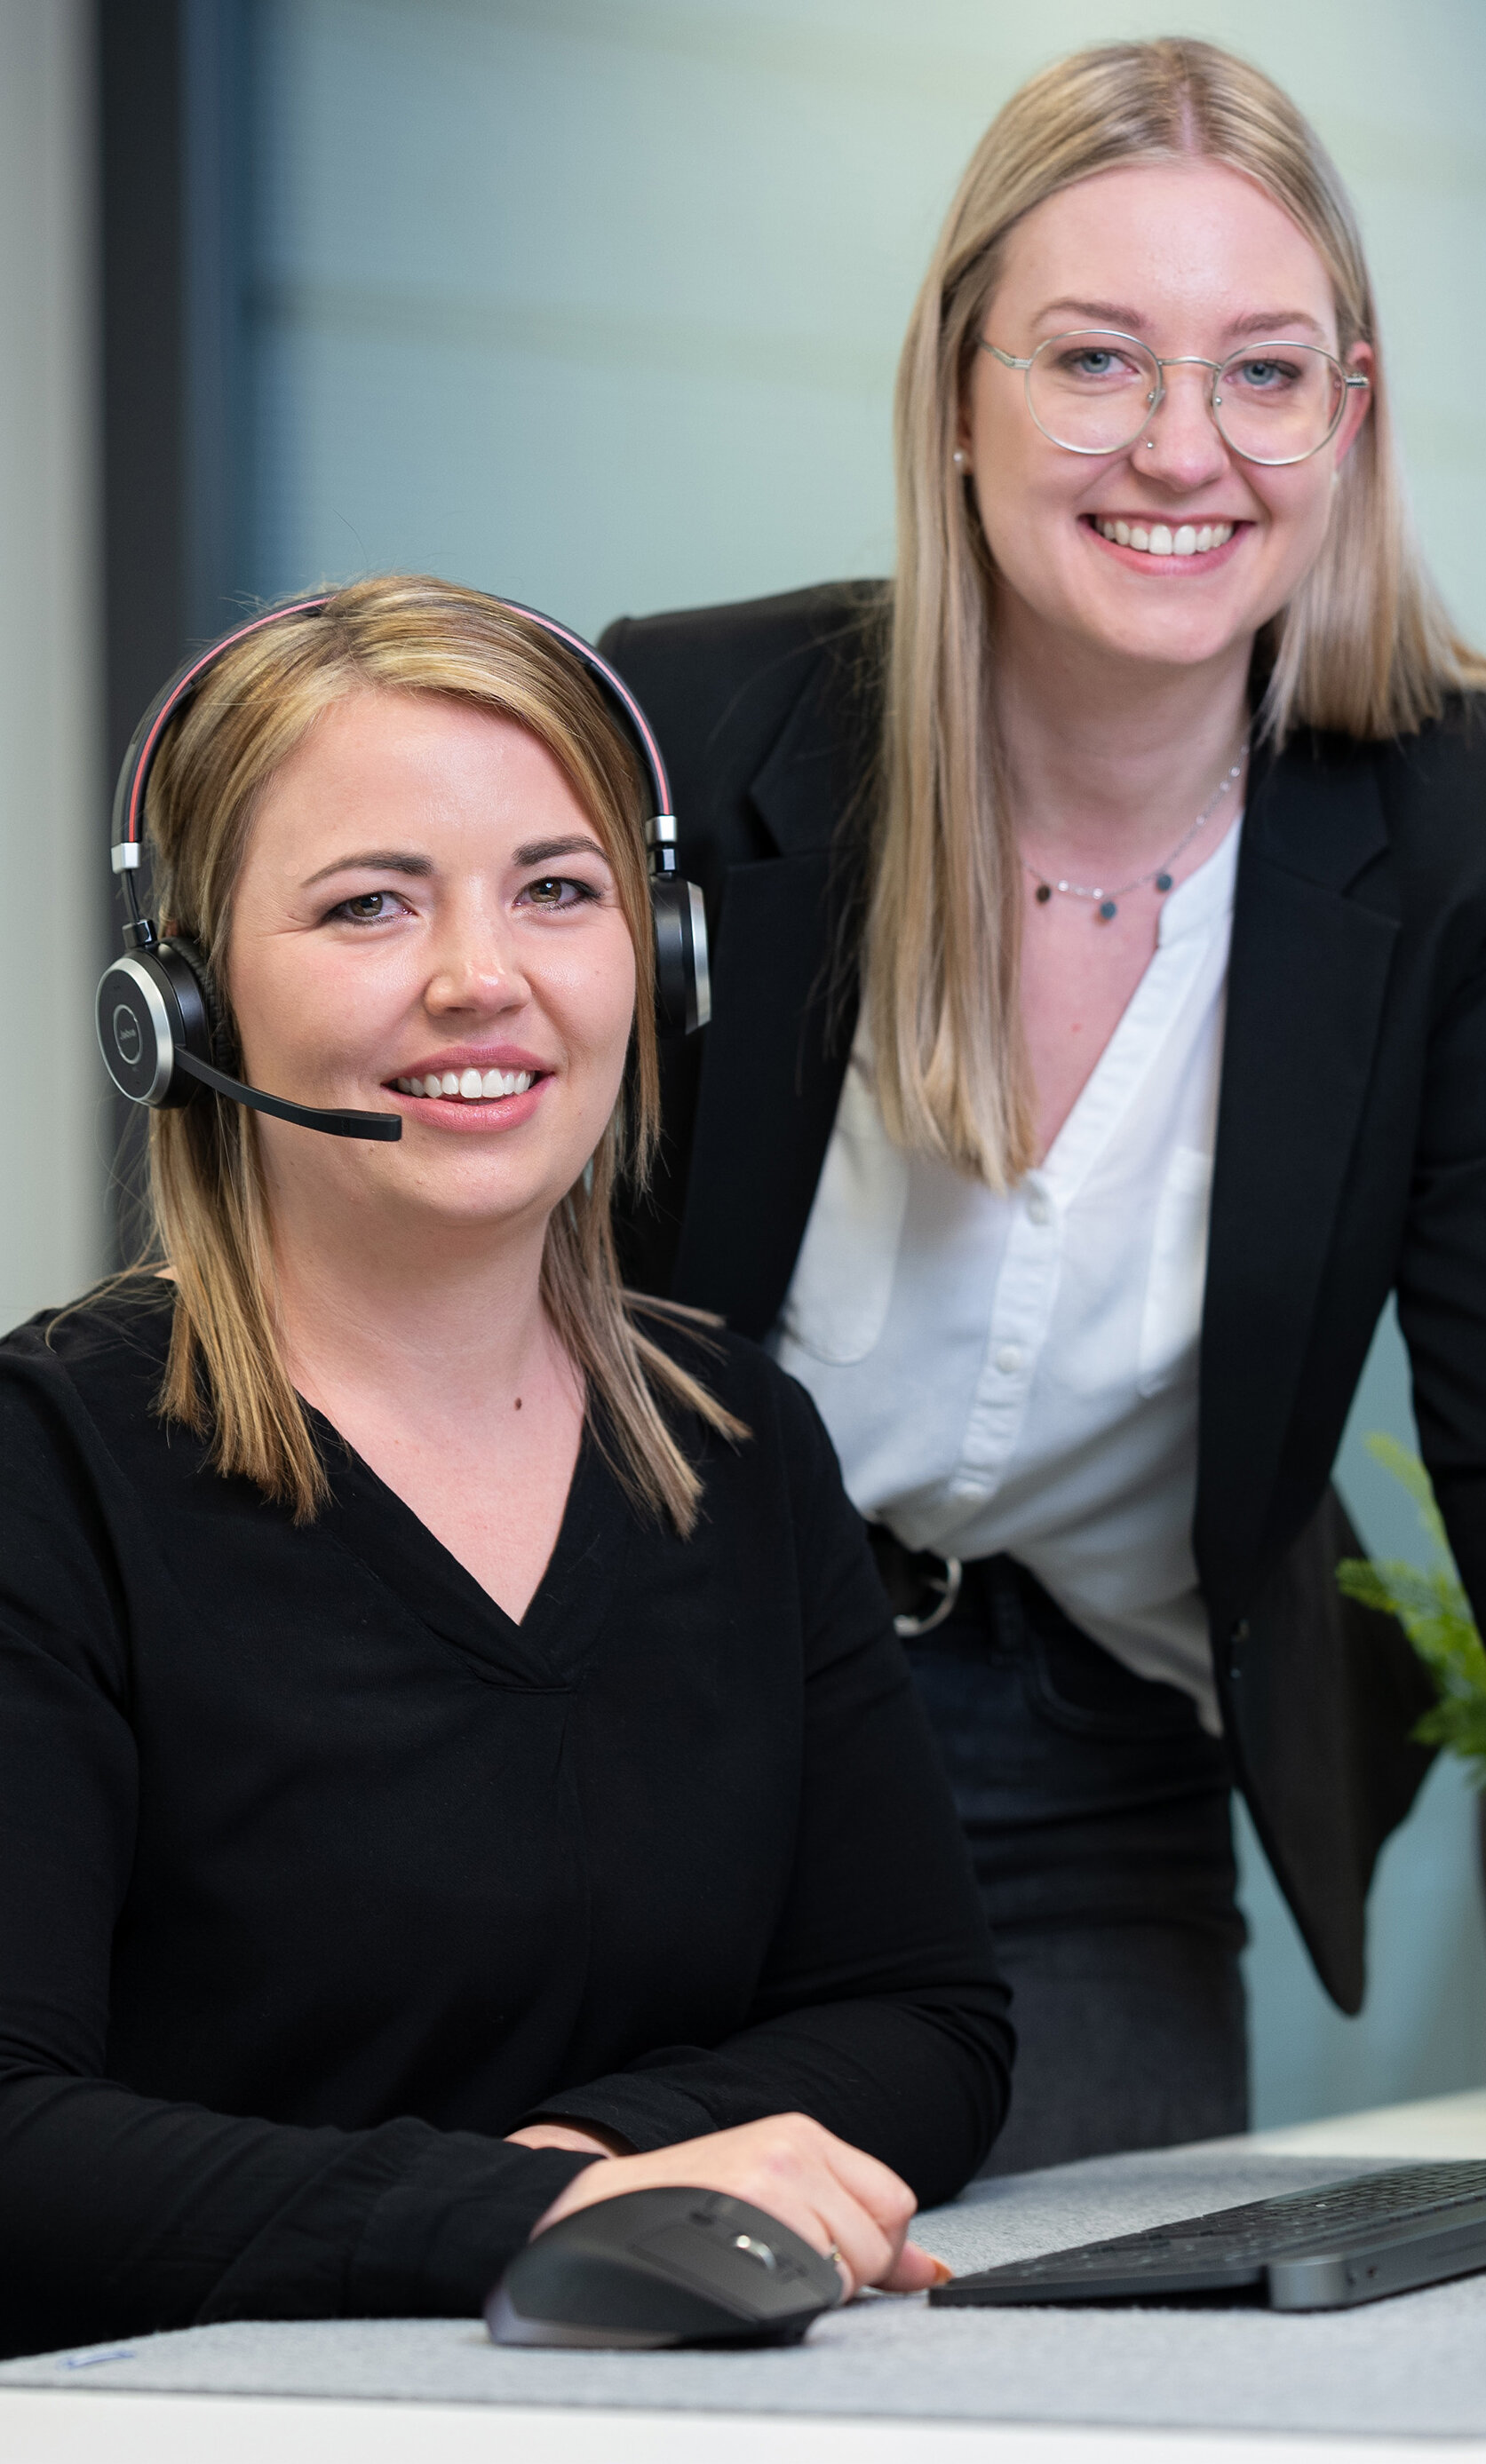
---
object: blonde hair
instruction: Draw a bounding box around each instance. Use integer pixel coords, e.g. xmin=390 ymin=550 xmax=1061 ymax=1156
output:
xmin=136 ymin=574 xmax=742 ymax=1530
xmin=870 ymin=35 xmax=1486 ymax=1188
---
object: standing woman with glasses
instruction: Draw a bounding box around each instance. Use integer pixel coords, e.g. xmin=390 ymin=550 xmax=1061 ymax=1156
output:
xmin=601 ymin=37 xmax=1486 ymax=2172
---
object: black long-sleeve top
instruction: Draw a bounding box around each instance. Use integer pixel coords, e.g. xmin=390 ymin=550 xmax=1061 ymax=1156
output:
xmin=0 ymin=1284 xmax=1010 ymax=2359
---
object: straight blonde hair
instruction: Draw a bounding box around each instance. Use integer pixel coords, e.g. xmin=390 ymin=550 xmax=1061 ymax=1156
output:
xmin=136 ymin=574 xmax=742 ymax=1531
xmin=870 ymin=36 xmax=1486 ymax=1190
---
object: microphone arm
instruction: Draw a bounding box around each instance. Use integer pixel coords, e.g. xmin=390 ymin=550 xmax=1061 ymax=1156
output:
xmin=176 ymin=1050 xmax=403 ymax=1141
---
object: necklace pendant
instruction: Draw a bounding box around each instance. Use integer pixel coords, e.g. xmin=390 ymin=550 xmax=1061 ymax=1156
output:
xmin=1155 ymin=871 xmax=1173 ymax=893
xmin=1035 ymin=882 xmax=1052 ymax=904
xmin=1097 ymin=899 xmax=1117 ymax=923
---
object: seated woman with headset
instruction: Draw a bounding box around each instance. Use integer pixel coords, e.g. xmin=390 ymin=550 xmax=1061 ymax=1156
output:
xmin=0 ymin=577 xmax=1008 ymax=2360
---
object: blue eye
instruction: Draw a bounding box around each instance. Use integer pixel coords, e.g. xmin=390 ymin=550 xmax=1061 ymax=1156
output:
xmin=1056 ymin=347 xmax=1141 ymax=383
xmin=1230 ymin=356 xmax=1299 ymax=391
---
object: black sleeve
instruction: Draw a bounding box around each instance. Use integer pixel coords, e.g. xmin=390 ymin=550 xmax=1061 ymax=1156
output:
xmin=1395 ymin=929 xmax=1486 ymax=1620
xmin=520 ymin=1371 xmax=1013 ymax=2208
xmin=0 ymin=1363 xmax=594 ymax=2357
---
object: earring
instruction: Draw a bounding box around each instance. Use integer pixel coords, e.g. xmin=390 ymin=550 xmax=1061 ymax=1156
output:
xmin=1145 ymin=439 xmax=1156 ymax=450
xmin=952 ymin=448 xmax=967 ymax=469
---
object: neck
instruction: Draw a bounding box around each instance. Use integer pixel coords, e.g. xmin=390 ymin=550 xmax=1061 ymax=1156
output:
xmin=266 ymin=1174 xmax=564 ymax=1433
xmin=992 ymin=594 xmax=1253 ymax=873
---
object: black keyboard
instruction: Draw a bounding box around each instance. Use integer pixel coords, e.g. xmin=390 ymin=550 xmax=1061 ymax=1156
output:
xmin=932 ymin=2162 xmax=1486 ymax=2312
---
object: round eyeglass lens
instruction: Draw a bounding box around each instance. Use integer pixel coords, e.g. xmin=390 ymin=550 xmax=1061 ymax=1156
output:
xmin=1025 ymin=331 xmax=1161 ymax=455
xmin=1023 ymin=329 xmax=1348 ymax=464
xmin=1212 ymin=343 xmax=1346 ymax=465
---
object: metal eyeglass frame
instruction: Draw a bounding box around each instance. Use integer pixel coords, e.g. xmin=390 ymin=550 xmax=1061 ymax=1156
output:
xmin=981 ymin=329 xmax=1371 ymax=468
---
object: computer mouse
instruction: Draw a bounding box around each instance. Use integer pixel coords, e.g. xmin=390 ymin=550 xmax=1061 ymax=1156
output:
xmin=485 ymin=2184 xmax=846 ymax=2349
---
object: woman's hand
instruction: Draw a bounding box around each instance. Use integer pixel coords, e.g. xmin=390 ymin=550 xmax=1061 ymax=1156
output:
xmin=526 ymin=2111 xmax=950 ymax=2295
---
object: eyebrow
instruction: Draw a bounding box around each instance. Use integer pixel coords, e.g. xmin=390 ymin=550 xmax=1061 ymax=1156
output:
xmin=1033 ymin=297 xmax=1330 ymax=343
xmin=302 ymin=835 xmax=612 ymax=889
xmin=513 ymin=835 xmax=611 ymax=868
xmin=302 ymin=850 xmax=433 ymax=887
xmin=1223 ymin=307 xmax=1329 ymax=341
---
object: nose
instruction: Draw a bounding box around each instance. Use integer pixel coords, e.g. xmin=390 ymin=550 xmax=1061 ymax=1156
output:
xmin=424 ymin=899 xmax=529 ymax=1019
xmin=1136 ymin=361 xmax=1230 ymax=493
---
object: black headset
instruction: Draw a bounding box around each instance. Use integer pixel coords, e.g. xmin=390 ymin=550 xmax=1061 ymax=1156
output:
xmin=96 ymin=594 xmax=710 ymax=1145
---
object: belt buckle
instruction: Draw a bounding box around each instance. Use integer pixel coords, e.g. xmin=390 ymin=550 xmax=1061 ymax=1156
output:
xmin=894 ymin=1555 xmax=964 ymax=1639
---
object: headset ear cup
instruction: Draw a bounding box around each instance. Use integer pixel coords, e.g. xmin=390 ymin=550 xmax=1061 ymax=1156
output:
xmin=650 ymin=875 xmax=711 ymax=1037
xmin=94 ymin=935 xmax=220 ymax=1110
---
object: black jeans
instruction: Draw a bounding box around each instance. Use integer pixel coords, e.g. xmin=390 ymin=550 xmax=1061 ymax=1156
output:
xmin=902 ymin=1554 xmax=1247 ymax=2176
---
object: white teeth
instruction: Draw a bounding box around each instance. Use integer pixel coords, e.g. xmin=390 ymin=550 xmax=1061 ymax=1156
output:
xmin=1098 ymin=518 xmax=1233 ymax=558
xmin=401 ymin=1067 xmax=537 ymax=1102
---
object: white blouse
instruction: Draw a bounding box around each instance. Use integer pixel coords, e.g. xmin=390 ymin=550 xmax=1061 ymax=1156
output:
xmin=770 ymin=819 xmax=1244 ymax=1731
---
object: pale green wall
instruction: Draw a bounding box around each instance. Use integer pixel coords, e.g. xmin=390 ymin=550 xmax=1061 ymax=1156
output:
xmin=246 ymin=0 xmax=1486 ymax=643
xmin=246 ymin=0 xmax=1486 ymax=2127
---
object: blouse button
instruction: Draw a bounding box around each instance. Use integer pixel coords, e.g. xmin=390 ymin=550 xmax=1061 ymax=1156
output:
xmin=995 ymin=1344 xmax=1023 ymax=1375
xmin=1026 ymin=1190 xmax=1052 ymax=1226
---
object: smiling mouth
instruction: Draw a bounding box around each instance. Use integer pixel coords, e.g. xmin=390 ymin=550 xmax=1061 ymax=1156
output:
xmin=393 ymin=1068 xmax=537 ymax=1101
xmin=1089 ymin=517 xmax=1238 ymax=558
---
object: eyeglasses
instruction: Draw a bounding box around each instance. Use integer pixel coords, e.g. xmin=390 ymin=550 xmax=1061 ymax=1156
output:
xmin=981 ymin=328 xmax=1370 ymax=467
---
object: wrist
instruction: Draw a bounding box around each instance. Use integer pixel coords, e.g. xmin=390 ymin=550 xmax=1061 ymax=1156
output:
xmin=507 ymin=2118 xmax=632 ymax=2159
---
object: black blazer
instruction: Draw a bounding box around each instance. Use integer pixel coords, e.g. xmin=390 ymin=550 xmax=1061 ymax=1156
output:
xmin=601 ymin=581 xmax=1486 ymax=2015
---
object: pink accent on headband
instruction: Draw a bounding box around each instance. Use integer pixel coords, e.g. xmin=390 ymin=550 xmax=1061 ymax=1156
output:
xmin=121 ymin=598 xmax=330 ymax=848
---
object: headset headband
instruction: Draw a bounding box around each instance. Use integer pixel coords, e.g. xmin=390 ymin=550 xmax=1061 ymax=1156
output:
xmin=109 ymin=591 xmax=676 ymax=910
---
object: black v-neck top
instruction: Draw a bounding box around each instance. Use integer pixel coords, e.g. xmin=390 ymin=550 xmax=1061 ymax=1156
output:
xmin=0 ymin=1285 xmax=1009 ymax=2357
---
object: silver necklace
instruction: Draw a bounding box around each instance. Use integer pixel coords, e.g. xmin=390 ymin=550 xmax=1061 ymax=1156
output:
xmin=1023 ymin=743 xmax=1247 ymax=923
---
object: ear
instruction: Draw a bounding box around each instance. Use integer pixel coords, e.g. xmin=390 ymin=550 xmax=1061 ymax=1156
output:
xmin=1333 ymin=338 xmax=1374 ymax=470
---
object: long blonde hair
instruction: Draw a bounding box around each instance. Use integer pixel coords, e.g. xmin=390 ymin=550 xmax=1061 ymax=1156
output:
xmin=136 ymin=574 xmax=741 ymax=1531
xmin=870 ymin=35 xmax=1486 ymax=1190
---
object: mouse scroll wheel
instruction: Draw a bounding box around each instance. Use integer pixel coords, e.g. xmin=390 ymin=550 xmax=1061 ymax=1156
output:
xmin=732 ymin=2234 xmax=778 ymax=2271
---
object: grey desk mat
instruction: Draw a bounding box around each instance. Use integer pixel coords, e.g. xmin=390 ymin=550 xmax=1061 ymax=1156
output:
xmin=6 ymin=2144 xmax=1486 ymax=2436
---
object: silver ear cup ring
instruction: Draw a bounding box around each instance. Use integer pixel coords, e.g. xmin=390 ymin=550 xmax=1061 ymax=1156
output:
xmin=651 ymin=875 xmax=710 ymax=1038
xmin=97 ymin=955 xmax=176 ymax=1105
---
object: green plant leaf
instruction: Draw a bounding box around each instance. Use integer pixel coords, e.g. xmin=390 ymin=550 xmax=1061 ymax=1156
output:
xmin=1363 ymin=1430 xmax=1451 ymax=1557
xmin=1338 ymin=1439 xmax=1486 ymax=1791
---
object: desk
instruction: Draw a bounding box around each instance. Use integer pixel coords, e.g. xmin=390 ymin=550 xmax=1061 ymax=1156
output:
xmin=7 ymin=2094 xmax=1486 ymax=2462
